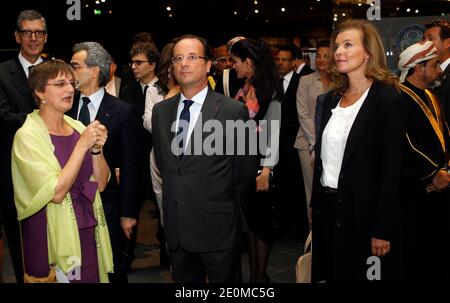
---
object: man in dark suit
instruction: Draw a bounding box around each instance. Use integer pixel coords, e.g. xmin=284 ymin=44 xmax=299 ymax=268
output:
xmin=425 ymin=20 xmax=450 ymax=245
xmin=67 ymin=42 xmax=138 ymax=283
xmin=425 ymin=20 xmax=450 ymax=130
xmin=273 ymin=45 xmax=312 ymax=240
xmin=0 ymin=9 xmax=48 ymax=283
xmin=119 ymin=41 xmax=161 ymax=269
xmin=152 ymin=35 xmax=255 ymax=283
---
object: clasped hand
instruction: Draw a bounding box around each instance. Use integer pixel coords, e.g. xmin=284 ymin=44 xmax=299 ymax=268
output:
xmin=80 ymin=120 xmax=108 ymax=151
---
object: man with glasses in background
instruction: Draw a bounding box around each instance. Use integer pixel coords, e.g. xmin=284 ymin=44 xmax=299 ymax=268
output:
xmin=120 ymin=42 xmax=160 ymax=271
xmin=0 ymin=9 xmax=48 ymax=283
xmin=212 ymin=45 xmax=233 ymax=81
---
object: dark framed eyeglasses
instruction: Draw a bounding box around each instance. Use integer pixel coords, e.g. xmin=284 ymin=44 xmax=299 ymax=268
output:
xmin=129 ymin=60 xmax=150 ymax=67
xmin=46 ymin=80 xmax=78 ymax=89
xmin=172 ymin=54 xmax=206 ymax=64
xmin=18 ymin=30 xmax=47 ymax=39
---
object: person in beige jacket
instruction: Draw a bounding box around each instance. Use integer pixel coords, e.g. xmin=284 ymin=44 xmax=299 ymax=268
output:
xmin=294 ymin=40 xmax=331 ymax=228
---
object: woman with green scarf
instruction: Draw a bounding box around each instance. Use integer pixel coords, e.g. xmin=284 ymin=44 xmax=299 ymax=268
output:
xmin=11 ymin=59 xmax=113 ymax=283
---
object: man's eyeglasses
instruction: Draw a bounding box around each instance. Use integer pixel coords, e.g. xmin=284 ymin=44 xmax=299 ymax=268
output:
xmin=129 ymin=60 xmax=149 ymax=67
xmin=172 ymin=54 xmax=206 ymax=64
xmin=69 ymin=63 xmax=88 ymax=70
xmin=46 ymin=80 xmax=78 ymax=89
xmin=215 ymin=56 xmax=233 ymax=64
xmin=18 ymin=30 xmax=47 ymax=39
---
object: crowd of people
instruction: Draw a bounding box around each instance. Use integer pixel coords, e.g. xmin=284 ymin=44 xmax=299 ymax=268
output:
xmin=0 ymin=9 xmax=449 ymax=283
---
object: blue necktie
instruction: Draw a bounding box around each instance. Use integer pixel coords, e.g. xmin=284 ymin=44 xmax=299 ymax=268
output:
xmin=177 ymin=99 xmax=194 ymax=151
xmin=79 ymin=97 xmax=91 ymax=126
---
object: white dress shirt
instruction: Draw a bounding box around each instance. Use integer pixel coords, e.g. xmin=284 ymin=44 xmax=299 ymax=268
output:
xmin=320 ymin=87 xmax=370 ymax=189
xmin=143 ymin=77 xmax=164 ymax=132
xmin=175 ymin=85 xmax=208 ymax=150
xmin=18 ymin=52 xmax=43 ymax=78
xmin=440 ymin=57 xmax=450 ymax=73
xmin=296 ymin=62 xmax=306 ymax=75
xmin=282 ymin=71 xmax=294 ymax=93
xmin=78 ymin=88 xmax=105 ymax=123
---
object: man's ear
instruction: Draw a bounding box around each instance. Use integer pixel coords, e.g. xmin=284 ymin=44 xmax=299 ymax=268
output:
xmin=206 ymin=59 xmax=212 ymax=74
xmin=15 ymin=31 xmax=21 ymax=44
xmin=443 ymin=37 xmax=450 ymax=50
xmin=149 ymin=62 xmax=156 ymax=72
xmin=414 ymin=64 xmax=424 ymax=75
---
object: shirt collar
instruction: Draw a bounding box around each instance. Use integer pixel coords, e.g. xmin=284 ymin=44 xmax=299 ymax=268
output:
xmin=140 ymin=76 xmax=158 ymax=89
xmin=18 ymin=52 xmax=43 ymax=77
xmin=296 ymin=62 xmax=306 ymax=74
xmin=283 ymin=71 xmax=294 ymax=82
xmin=81 ymin=88 xmax=105 ymax=110
xmin=180 ymin=85 xmax=208 ymax=106
xmin=440 ymin=57 xmax=450 ymax=73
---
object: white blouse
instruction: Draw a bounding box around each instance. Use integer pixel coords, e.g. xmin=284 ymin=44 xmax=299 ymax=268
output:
xmin=320 ymin=87 xmax=370 ymax=189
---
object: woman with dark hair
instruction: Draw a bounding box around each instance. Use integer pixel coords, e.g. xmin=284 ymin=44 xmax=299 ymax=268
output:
xmin=230 ymin=38 xmax=282 ymax=283
xmin=11 ymin=59 xmax=113 ymax=282
xmin=311 ymin=19 xmax=405 ymax=283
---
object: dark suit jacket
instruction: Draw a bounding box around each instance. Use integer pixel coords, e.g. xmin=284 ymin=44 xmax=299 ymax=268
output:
xmin=214 ymin=68 xmax=245 ymax=99
xmin=434 ymin=64 xmax=450 ymax=132
xmin=67 ymin=91 xmax=139 ymax=219
xmin=152 ymin=88 xmax=256 ymax=253
xmin=311 ymin=81 xmax=405 ymax=282
xmin=119 ymin=80 xmax=153 ymax=202
xmin=0 ymin=56 xmax=37 ymax=282
xmin=119 ymin=80 xmax=152 ymax=154
xmin=280 ymin=72 xmax=302 ymax=148
xmin=0 ymin=57 xmax=37 ymax=190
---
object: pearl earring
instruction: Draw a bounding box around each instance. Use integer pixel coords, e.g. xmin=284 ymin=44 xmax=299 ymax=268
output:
xmin=41 ymin=99 xmax=47 ymax=105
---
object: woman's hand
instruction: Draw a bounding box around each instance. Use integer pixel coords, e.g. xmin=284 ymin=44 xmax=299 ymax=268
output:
xmin=93 ymin=124 xmax=108 ymax=149
xmin=371 ymin=237 xmax=390 ymax=257
xmin=78 ymin=120 xmax=101 ymax=151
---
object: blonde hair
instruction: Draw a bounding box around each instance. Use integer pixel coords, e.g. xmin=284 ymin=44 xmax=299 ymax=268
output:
xmin=329 ymin=19 xmax=399 ymax=95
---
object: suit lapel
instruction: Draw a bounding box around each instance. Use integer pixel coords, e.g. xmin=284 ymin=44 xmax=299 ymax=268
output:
xmin=95 ymin=92 xmax=115 ymax=124
xmin=340 ymin=82 xmax=379 ymax=169
xmin=316 ymin=92 xmax=339 ymax=158
xmin=10 ymin=57 xmax=34 ymax=106
xmin=283 ymin=73 xmax=300 ymax=102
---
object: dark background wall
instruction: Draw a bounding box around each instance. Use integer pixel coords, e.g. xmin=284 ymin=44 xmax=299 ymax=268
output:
xmin=0 ymin=0 xmax=332 ymax=65
xmin=1 ymin=0 xmax=449 ymax=68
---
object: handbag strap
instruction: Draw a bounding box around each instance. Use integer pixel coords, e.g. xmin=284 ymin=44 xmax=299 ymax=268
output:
xmin=304 ymin=231 xmax=312 ymax=253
